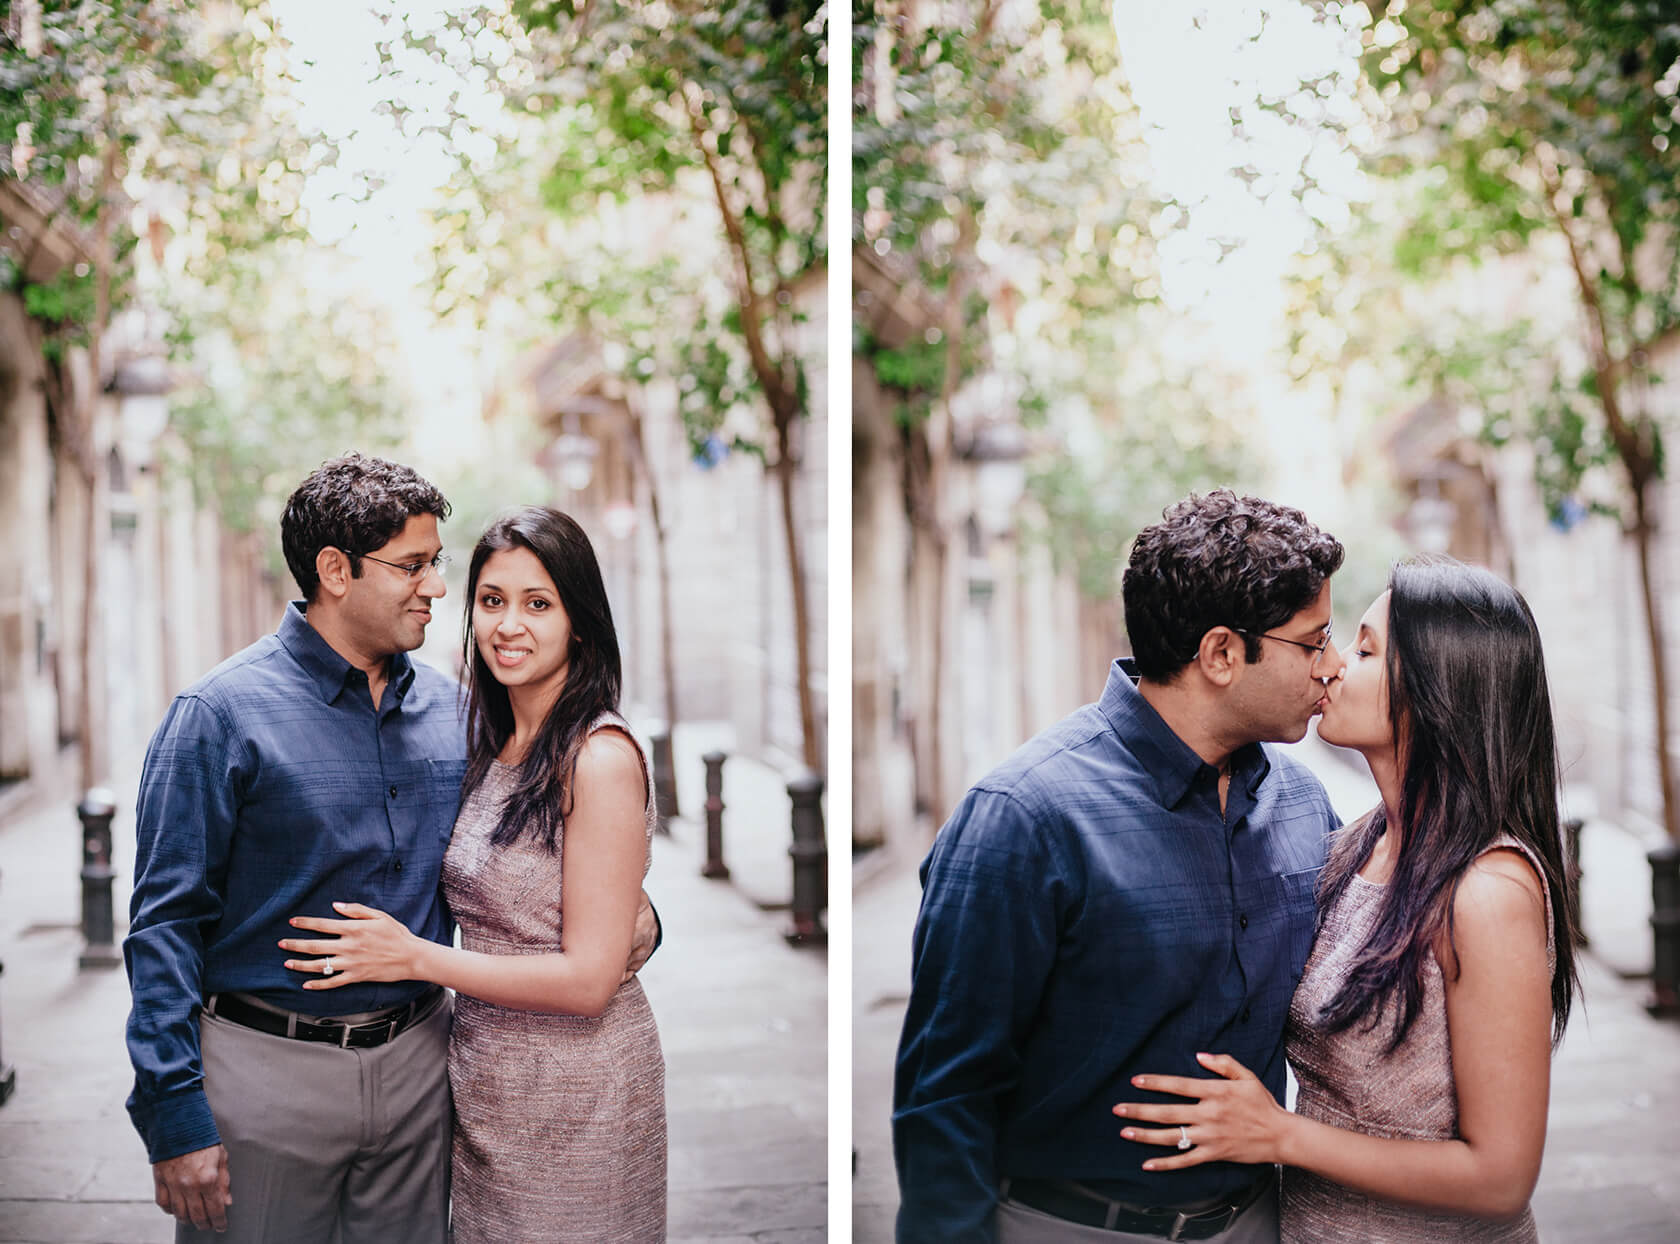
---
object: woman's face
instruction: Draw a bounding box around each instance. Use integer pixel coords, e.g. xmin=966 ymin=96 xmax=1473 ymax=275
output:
xmin=472 ymin=546 xmax=576 ymax=694
xmin=1316 ymin=589 xmax=1394 ymax=754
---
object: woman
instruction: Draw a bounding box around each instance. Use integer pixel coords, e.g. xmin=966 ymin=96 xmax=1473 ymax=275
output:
xmin=1113 ymin=557 xmax=1579 ymax=1242
xmin=280 ymin=506 xmax=665 ymax=1242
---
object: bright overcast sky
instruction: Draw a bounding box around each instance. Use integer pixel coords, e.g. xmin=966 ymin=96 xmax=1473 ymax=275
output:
xmin=1109 ymin=0 xmax=1374 ymax=507
xmin=1111 ymin=0 xmax=1369 ymax=354
xmin=266 ymin=0 xmax=508 ymax=464
xmin=269 ymin=0 xmax=503 ymax=265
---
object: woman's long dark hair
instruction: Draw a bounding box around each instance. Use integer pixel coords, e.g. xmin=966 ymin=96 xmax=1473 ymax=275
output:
xmin=460 ymin=506 xmax=622 ymax=852
xmin=1316 ymin=557 xmax=1579 ymax=1052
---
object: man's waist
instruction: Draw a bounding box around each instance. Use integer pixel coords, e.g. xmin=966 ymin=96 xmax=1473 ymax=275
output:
xmin=201 ymin=959 xmax=440 ymax=1017
xmin=203 ymin=986 xmax=444 ymax=1049
xmin=207 ymin=979 xmax=438 ymax=1020
xmin=1000 ymin=1169 xmax=1276 ymax=1239
xmin=1001 ymin=1166 xmax=1272 ymax=1208
xmin=997 ymin=1127 xmax=1274 ymax=1209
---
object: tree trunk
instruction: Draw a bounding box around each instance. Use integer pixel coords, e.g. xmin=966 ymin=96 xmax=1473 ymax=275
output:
xmin=774 ymin=415 xmax=821 ymax=771
xmin=1544 ymin=165 xmax=1679 ymax=840
xmin=73 ymin=134 xmax=118 ymax=792
xmin=648 ymin=475 xmax=678 ymax=740
xmin=686 ymin=103 xmax=821 ymax=772
xmin=623 ymin=401 xmax=679 ymax=814
xmin=902 ymin=416 xmax=949 ymax=819
xmin=625 ymin=406 xmax=679 ymax=733
xmin=1631 ymin=481 xmax=1679 ymax=839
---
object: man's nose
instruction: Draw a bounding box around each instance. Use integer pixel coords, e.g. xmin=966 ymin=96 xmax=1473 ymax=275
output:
xmin=420 ymin=563 xmax=447 ymax=598
xmin=1314 ymin=639 xmax=1347 ymax=681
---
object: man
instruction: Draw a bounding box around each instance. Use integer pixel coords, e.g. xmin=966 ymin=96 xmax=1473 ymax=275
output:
xmin=894 ymin=490 xmax=1347 ymax=1243
xmin=123 ymin=454 xmax=656 ymax=1241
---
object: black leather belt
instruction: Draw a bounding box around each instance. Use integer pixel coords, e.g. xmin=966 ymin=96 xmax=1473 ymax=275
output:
xmin=204 ymin=986 xmax=443 ymax=1049
xmin=1000 ymin=1170 xmax=1273 ymax=1240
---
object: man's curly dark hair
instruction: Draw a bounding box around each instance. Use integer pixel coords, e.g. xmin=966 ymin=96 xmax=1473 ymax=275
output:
xmin=1121 ymin=489 xmax=1344 ymax=680
xmin=280 ymin=453 xmax=452 ymax=602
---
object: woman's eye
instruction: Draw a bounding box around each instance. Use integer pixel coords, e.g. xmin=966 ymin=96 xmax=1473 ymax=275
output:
xmin=529 ymin=599 xmax=547 ymax=610
xmin=1356 ymin=648 xmax=1374 ymax=659
xmin=479 ymin=594 xmax=501 ymax=608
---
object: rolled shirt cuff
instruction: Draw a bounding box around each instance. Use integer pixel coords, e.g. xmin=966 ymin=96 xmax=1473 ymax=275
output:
xmin=128 ymin=1086 xmax=221 ymax=1165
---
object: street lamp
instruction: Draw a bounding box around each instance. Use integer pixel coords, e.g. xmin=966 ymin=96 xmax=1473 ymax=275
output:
xmin=1405 ymin=487 xmax=1455 ymax=554
xmin=549 ymin=414 xmax=598 ymax=494
xmin=604 ymin=501 xmax=637 ymax=541
xmin=961 ymin=419 xmax=1029 ymax=537
xmin=112 ymin=353 xmax=172 ymax=468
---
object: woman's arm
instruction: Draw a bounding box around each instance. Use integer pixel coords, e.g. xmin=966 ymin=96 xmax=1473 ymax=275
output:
xmin=1113 ymin=847 xmax=1554 ymax=1219
xmin=280 ymin=729 xmax=650 ymax=1018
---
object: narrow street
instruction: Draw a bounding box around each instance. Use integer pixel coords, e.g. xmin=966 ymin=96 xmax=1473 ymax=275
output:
xmin=0 ymin=722 xmax=826 ymax=1244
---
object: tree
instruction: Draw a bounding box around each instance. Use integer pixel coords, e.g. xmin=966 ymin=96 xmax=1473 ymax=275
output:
xmin=1297 ymin=0 xmax=1680 ymax=838
xmin=0 ymin=0 xmax=328 ymax=788
xmin=854 ymin=0 xmax=1258 ymax=817
xmin=161 ymin=240 xmax=409 ymax=560
xmin=393 ymin=0 xmax=829 ymax=771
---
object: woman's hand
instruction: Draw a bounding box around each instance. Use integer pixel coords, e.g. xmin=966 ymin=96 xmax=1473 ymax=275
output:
xmin=279 ymin=902 xmax=423 ymax=990
xmin=1111 ymin=1052 xmax=1293 ymax=1171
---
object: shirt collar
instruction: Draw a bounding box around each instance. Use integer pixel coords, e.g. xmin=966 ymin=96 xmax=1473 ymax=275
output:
xmin=1101 ymin=659 xmax=1272 ymax=809
xmin=276 ymin=601 xmax=415 ymax=708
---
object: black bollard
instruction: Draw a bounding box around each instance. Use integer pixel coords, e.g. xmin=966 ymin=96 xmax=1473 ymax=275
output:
xmin=1563 ymin=818 xmax=1589 ymax=948
xmin=0 ymin=870 xmax=14 ymax=1106
xmin=78 ymin=789 xmax=122 ymax=970
xmin=701 ymin=750 xmax=730 ymax=879
xmin=1649 ymin=843 xmax=1680 ymax=1017
xmin=785 ymin=770 xmax=826 ymax=946
xmin=650 ymin=728 xmax=678 ymax=835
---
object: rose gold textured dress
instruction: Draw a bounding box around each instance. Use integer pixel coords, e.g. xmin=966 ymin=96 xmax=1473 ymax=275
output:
xmin=1281 ymin=833 xmax=1554 ymax=1244
xmin=441 ymin=713 xmax=666 ymax=1243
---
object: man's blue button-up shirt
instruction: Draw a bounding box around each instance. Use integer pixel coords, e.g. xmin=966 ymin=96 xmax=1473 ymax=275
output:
xmin=893 ymin=661 xmax=1339 ymax=1242
xmin=123 ymin=603 xmax=468 ymax=1164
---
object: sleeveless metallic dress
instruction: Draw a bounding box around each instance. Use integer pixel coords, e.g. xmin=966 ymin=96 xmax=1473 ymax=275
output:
xmin=441 ymin=713 xmax=666 ymax=1243
xmin=1281 ymin=833 xmax=1554 ymax=1244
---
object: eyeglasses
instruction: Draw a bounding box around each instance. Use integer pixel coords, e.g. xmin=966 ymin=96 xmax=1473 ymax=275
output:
xmin=1234 ymin=624 xmax=1334 ymax=656
xmin=354 ymin=551 xmax=451 ymax=580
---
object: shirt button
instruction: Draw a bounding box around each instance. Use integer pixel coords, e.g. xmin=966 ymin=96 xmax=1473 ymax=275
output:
xmin=1239 ymin=914 xmax=1249 ymax=931
xmin=394 ymin=859 xmax=403 ymax=873
xmin=1241 ymin=1005 xmax=1252 ymax=1023
xmin=389 ymin=785 xmax=398 ymax=799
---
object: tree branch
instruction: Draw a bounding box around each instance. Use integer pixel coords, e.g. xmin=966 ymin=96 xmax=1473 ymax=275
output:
xmin=1537 ymin=157 xmax=1651 ymax=484
xmin=683 ymin=85 xmax=793 ymax=426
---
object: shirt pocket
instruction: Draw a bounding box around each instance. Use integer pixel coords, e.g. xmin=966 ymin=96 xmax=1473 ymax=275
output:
xmin=426 ymin=758 xmax=468 ymax=842
xmin=1277 ymin=866 xmax=1320 ymax=981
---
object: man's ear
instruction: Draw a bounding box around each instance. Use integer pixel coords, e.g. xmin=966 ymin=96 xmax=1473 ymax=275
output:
xmin=315 ymin=546 xmax=353 ymax=600
xmin=1195 ymin=627 xmax=1245 ymax=687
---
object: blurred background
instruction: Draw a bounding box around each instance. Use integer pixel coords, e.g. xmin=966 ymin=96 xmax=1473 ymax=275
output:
xmin=852 ymin=1 xmax=1680 ymax=1239
xmin=0 ymin=3 xmax=828 ymax=1240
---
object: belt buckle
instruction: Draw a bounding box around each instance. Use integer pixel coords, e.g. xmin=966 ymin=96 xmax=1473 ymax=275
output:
xmin=1168 ymin=1204 xmax=1237 ymax=1241
xmin=337 ymin=1020 xmax=355 ymax=1050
